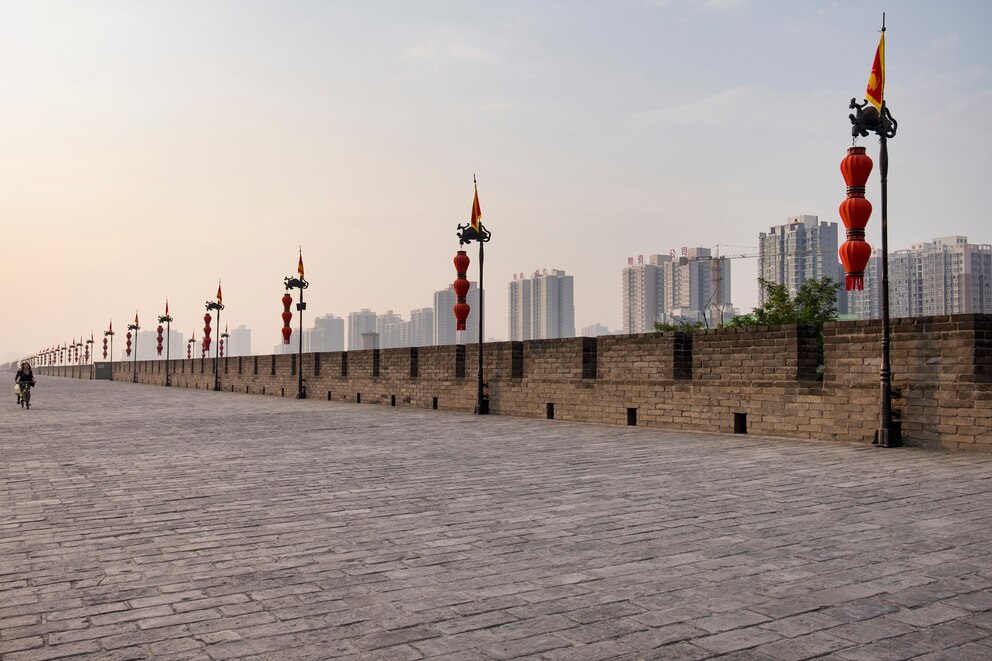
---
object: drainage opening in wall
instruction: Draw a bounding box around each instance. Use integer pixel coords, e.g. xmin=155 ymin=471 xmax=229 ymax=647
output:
xmin=546 ymin=403 xmax=555 ymax=420
xmin=734 ymin=412 xmax=747 ymax=434
xmin=391 ymin=395 xmax=396 ymax=407
xmin=262 ymin=387 xmax=266 ymax=395
xmin=627 ymin=408 xmax=637 ymax=426
xmin=327 ymin=390 xmax=332 ymax=401
xmin=432 ymin=397 xmax=438 ymax=410
xmin=356 ymin=393 xmax=361 ymax=403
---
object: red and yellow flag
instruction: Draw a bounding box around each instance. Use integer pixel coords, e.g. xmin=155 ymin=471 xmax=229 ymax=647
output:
xmin=216 ymin=281 xmax=223 ymax=304
xmin=470 ymin=181 xmax=482 ymax=232
xmin=298 ymin=250 xmax=305 ymax=279
xmin=134 ymin=312 xmax=139 ymax=325
xmin=866 ymin=32 xmax=885 ymax=109
xmin=165 ymin=299 xmax=169 ymax=315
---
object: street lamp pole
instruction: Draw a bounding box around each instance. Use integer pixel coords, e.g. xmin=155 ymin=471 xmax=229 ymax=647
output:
xmin=159 ymin=303 xmax=174 ymax=387
xmin=206 ymin=300 xmax=224 ymax=391
xmin=283 ymin=273 xmax=309 ymax=399
xmin=849 ymin=17 xmax=899 ymax=447
xmin=455 ymin=176 xmax=491 ymax=415
xmin=127 ymin=314 xmax=140 ymax=383
xmin=105 ymin=322 xmax=115 ymax=381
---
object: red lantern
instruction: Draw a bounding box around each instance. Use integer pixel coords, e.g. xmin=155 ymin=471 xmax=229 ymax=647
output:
xmin=453 ymin=250 xmax=470 ymax=331
xmin=103 ymin=337 xmax=108 ymax=359
xmin=156 ymin=324 xmax=164 ymax=356
xmin=126 ymin=331 xmax=132 ymax=357
xmin=281 ymin=292 xmax=293 ymax=344
xmin=203 ymin=313 xmax=212 ymax=353
xmin=838 ymin=146 xmax=874 ymax=290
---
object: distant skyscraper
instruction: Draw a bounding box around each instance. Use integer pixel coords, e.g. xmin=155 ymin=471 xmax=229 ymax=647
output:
xmin=377 ymin=310 xmax=406 ymax=349
xmin=581 ymin=323 xmax=611 ymax=337
xmin=621 ymin=254 xmax=670 ymax=334
xmin=759 ymin=214 xmax=846 ymax=311
xmin=309 ymin=314 xmax=344 ymax=352
xmin=434 ymin=282 xmax=479 ymax=345
xmin=850 ymin=236 xmax=992 ymax=319
xmin=660 ymin=248 xmax=733 ymax=325
xmin=508 ymin=275 xmax=532 ymax=341
xmin=228 ymin=324 xmax=251 ymax=356
xmin=347 ymin=309 xmax=378 ymax=350
xmin=408 ymin=308 xmax=434 ymax=347
xmin=508 ymin=269 xmax=575 ymax=340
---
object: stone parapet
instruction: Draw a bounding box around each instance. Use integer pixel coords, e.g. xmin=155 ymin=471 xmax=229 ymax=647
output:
xmin=41 ymin=315 xmax=992 ymax=452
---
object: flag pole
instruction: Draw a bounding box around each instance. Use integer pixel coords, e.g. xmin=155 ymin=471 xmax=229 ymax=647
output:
xmin=456 ymin=174 xmax=491 ymax=415
xmin=478 ymin=220 xmax=485 ymax=415
xmin=876 ymin=14 xmax=896 ymax=446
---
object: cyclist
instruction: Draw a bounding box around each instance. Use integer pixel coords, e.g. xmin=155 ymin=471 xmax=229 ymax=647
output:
xmin=15 ymin=362 xmax=35 ymax=408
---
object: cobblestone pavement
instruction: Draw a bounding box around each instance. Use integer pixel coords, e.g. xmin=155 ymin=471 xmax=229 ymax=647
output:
xmin=2 ymin=378 xmax=992 ymax=661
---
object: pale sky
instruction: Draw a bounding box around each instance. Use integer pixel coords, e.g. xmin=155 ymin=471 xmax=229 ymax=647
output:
xmin=3 ymin=0 xmax=991 ymax=359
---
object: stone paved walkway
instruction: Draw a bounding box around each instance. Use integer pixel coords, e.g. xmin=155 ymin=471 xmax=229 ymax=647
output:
xmin=2 ymin=378 xmax=992 ymax=660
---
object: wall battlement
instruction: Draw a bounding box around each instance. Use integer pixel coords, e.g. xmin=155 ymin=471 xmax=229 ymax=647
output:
xmin=40 ymin=315 xmax=992 ymax=452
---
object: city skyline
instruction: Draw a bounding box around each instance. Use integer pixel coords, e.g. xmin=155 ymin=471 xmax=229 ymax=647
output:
xmin=4 ymin=1 xmax=992 ymax=359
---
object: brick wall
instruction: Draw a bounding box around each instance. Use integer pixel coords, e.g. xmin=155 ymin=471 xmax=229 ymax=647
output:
xmin=39 ymin=315 xmax=992 ymax=452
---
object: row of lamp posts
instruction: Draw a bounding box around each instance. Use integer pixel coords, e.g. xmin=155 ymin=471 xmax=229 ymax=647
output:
xmin=31 ymin=28 xmax=898 ymax=447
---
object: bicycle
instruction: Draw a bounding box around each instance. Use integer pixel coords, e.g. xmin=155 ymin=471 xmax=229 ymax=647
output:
xmin=17 ymin=381 xmax=33 ymax=409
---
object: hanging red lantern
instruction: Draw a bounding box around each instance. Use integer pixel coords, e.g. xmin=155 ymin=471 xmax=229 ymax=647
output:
xmin=84 ymin=344 xmax=89 ymax=364
xmin=838 ymin=146 xmax=874 ymax=290
xmin=125 ymin=332 xmax=132 ymax=357
xmin=453 ymin=250 xmax=470 ymax=331
xmin=281 ymin=292 xmax=293 ymax=344
xmin=103 ymin=337 xmax=108 ymax=359
xmin=203 ymin=313 xmax=212 ymax=353
xmin=156 ymin=325 xmax=164 ymax=356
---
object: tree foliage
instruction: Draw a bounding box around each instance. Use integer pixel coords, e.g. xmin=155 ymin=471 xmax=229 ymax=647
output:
xmin=653 ymin=320 xmax=705 ymax=333
xmin=727 ymin=278 xmax=839 ymax=329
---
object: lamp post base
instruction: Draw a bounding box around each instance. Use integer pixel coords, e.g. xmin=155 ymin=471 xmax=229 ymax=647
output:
xmin=873 ymin=426 xmax=902 ymax=448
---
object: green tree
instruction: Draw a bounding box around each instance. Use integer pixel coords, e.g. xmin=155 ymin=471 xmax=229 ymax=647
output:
xmin=653 ymin=320 xmax=705 ymax=333
xmin=727 ymin=277 xmax=839 ymax=329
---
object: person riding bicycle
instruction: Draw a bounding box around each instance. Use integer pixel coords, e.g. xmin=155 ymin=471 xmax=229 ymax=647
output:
xmin=15 ymin=362 xmax=35 ymax=405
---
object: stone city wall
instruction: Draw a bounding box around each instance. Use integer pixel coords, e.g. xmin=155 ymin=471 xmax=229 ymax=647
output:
xmin=39 ymin=315 xmax=992 ymax=452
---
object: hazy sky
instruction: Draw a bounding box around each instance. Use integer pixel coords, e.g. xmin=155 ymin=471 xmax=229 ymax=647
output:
xmin=3 ymin=0 xmax=991 ymax=359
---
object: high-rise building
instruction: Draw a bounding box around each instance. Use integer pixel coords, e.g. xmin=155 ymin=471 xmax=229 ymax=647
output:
xmin=408 ymin=308 xmax=434 ymax=347
xmin=850 ymin=236 xmax=992 ymax=319
xmin=621 ymin=254 xmax=671 ymax=334
xmin=759 ymin=214 xmax=846 ymax=311
xmin=508 ymin=269 xmax=575 ymax=340
xmin=347 ymin=309 xmax=378 ymax=350
xmin=434 ymin=282 xmax=479 ymax=345
xmin=581 ymin=323 xmax=612 ymax=337
xmin=660 ymin=248 xmax=733 ymax=325
xmin=377 ymin=310 xmax=406 ymax=349
xmin=228 ymin=325 xmax=252 ymax=356
xmin=309 ymin=314 xmax=344 ymax=352
xmin=508 ymin=274 xmax=532 ymax=341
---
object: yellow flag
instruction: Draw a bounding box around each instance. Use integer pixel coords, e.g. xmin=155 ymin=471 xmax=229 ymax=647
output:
xmin=866 ymin=32 xmax=885 ymax=109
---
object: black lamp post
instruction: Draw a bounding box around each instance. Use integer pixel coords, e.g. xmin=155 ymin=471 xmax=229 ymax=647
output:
xmin=849 ymin=17 xmax=899 ymax=447
xmin=284 ymin=274 xmax=309 ymax=399
xmin=456 ymin=176 xmax=491 ymax=415
xmin=158 ymin=307 xmax=174 ymax=386
xmin=104 ymin=323 xmax=115 ymax=381
xmin=205 ymin=300 xmax=224 ymax=391
xmin=127 ymin=316 xmax=140 ymax=383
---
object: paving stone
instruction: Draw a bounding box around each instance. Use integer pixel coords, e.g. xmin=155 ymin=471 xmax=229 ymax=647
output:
xmin=3 ymin=378 xmax=992 ymax=661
